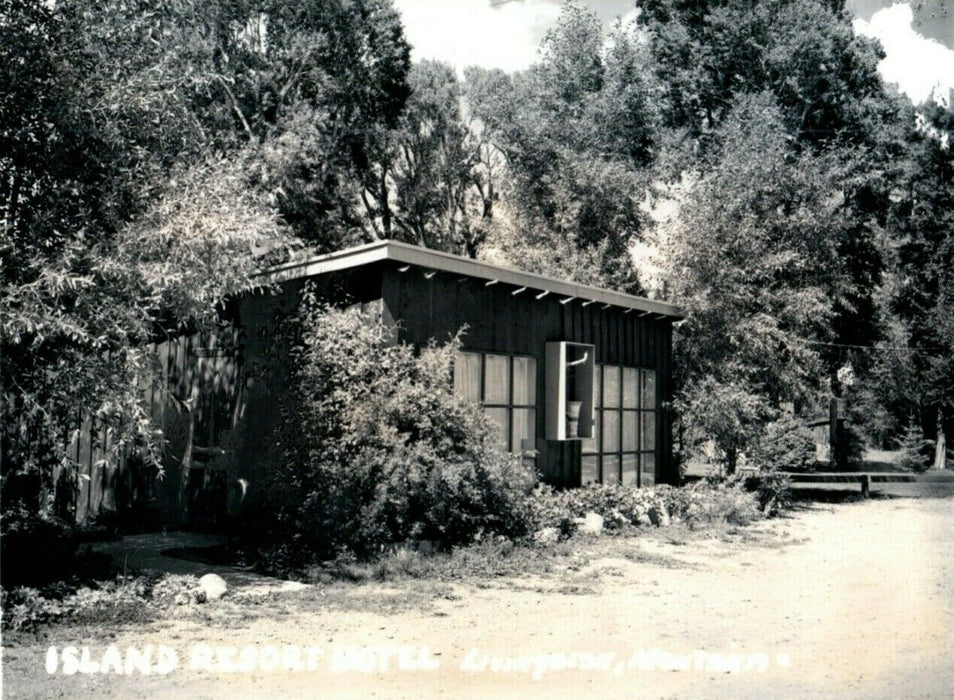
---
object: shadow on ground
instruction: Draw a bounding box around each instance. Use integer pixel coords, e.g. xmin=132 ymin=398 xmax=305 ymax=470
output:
xmin=91 ymin=532 xmax=307 ymax=595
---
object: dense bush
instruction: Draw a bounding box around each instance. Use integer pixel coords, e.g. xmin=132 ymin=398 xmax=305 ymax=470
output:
xmin=528 ymin=480 xmax=760 ymax=536
xmin=248 ymin=296 xmax=538 ymax=566
xmin=740 ymin=471 xmax=792 ymax=517
xmin=751 ymin=414 xmax=817 ymax=472
xmin=0 ymin=507 xmax=77 ymax=588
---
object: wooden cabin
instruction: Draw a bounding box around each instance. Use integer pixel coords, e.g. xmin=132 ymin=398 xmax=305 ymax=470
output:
xmin=63 ymin=240 xmax=683 ymax=529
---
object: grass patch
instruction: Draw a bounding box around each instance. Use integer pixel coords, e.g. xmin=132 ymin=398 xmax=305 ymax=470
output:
xmin=619 ymin=548 xmax=691 ymax=569
xmin=305 ymin=538 xmax=580 ymax=585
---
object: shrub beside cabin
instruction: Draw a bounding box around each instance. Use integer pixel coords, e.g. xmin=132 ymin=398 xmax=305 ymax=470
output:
xmin=62 ymin=241 xmax=683 ymax=529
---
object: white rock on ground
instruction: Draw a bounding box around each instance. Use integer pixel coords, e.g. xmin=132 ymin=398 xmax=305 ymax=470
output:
xmin=579 ymin=512 xmax=604 ymax=535
xmin=198 ymin=573 xmax=229 ymax=600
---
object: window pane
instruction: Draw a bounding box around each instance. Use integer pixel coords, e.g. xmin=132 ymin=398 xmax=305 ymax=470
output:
xmin=581 ymin=455 xmax=600 ymax=485
xmin=622 ymin=454 xmax=638 ymax=485
xmin=623 ymin=367 xmax=638 ymax=408
xmin=602 ymin=455 xmax=620 ymax=484
xmin=484 ymin=355 xmax=510 ymax=404
xmin=602 ymin=410 xmax=620 ymax=453
xmin=641 ymin=370 xmax=656 ymax=409
xmin=640 ymin=452 xmax=655 ymax=486
xmin=603 ymin=366 xmax=620 ymax=408
xmin=592 ymin=365 xmax=601 ymax=408
xmin=512 ymin=357 xmax=536 ymax=405
xmin=484 ymin=407 xmax=509 ymax=450
xmin=622 ymin=410 xmax=638 ymax=452
xmin=454 ymin=352 xmax=481 ymax=403
xmin=641 ymin=412 xmax=656 ymax=451
xmin=511 ymin=408 xmax=536 ymax=454
xmin=582 ymin=410 xmax=599 ymax=453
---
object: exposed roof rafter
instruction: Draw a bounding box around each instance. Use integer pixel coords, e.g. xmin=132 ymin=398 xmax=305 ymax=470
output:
xmin=261 ymin=240 xmax=683 ymax=318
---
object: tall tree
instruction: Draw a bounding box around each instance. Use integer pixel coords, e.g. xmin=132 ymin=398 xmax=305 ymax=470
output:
xmin=637 ymin=0 xmax=909 ymax=372
xmin=0 ymin=0 xmax=411 ymax=513
xmin=469 ymin=3 xmax=658 ymax=291
xmin=661 ymin=93 xmax=849 ymax=470
xmin=886 ymin=104 xmax=954 ymax=467
xmin=361 ymin=60 xmax=496 ymax=257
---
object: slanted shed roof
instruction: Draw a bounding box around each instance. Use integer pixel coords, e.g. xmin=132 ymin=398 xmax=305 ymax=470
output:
xmin=262 ymin=240 xmax=684 ymax=319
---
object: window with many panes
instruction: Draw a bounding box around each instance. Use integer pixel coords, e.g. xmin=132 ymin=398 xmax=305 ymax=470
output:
xmin=453 ymin=352 xmax=537 ymax=467
xmin=581 ymin=365 xmax=657 ymax=486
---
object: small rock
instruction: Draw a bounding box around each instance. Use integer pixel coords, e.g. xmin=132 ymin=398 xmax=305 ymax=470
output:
xmin=579 ymin=512 xmax=604 ymax=535
xmin=636 ymin=511 xmax=653 ymax=527
xmin=199 ymin=573 xmax=228 ymax=601
xmin=534 ymin=527 xmax=560 ymax=545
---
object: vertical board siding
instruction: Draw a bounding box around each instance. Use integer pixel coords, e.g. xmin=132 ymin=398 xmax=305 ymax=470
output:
xmin=62 ymin=325 xmax=244 ymax=526
xmin=60 ymin=262 xmax=675 ymax=525
xmin=380 ymin=266 xmax=676 ymax=488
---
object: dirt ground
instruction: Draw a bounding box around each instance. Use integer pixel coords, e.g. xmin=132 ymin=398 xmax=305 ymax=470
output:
xmin=4 ymin=496 xmax=954 ymax=699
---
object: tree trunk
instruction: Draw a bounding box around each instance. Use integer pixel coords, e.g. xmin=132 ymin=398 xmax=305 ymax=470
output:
xmin=725 ymin=448 xmax=737 ymax=476
xmin=380 ymin=167 xmax=391 ymax=239
xmin=934 ymin=407 xmax=947 ymax=470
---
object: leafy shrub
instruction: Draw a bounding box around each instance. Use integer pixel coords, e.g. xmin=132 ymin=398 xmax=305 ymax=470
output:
xmin=0 ymin=572 xmax=200 ymax=632
xmin=528 ymin=483 xmax=669 ymax=535
xmin=4 ymin=573 xmax=205 ymax=632
xmin=897 ymin=421 xmax=934 ymax=473
xmin=248 ymin=297 xmax=538 ymax=566
xmin=1 ymin=506 xmax=76 ymax=588
xmin=751 ymin=414 xmax=817 ymax=472
xmin=740 ymin=471 xmax=792 ymax=516
xmin=527 ymin=480 xmax=760 ymax=535
xmin=658 ymin=480 xmax=760 ymax=528
xmin=830 ymin=418 xmax=866 ymax=470
xmin=148 ymin=574 xmax=202 ymax=605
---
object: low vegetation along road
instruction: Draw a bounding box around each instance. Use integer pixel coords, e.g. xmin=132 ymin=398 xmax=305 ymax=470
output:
xmin=5 ymin=497 xmax=954 ymax=699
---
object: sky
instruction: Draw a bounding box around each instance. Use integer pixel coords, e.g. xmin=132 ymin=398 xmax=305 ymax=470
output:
xmin=393 ymin=0 xmax=954 ymax=107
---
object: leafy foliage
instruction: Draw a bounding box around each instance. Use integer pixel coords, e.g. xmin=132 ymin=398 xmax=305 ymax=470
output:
xmin=528 ymin=480 xmax=760 ymax=535
xmin=663 ymin=94 xmax=845 ymax=469
xmin=1 ymin=572 xmax=200 ymax=632
xmin=896 ymin=421 xmax=934 ymax=473
xmin=361 ymin=60 xmax=498 ymax=256
xmin=0 ymin=507 xmax=77 ymax=588
xmin=246 ymin=295 xmax=538 ymax=563
xmin=882 ymin=104 xmax=954 ymax=455
xmin=1 ymin=0 xmax=411 ymax=524
xmin=468 ymin=4 xmax=657 ymax=291
xmin=640 ymin=0 xmax=919 ymax=464
xmin=742 ymin=470 xmax=793 ymax=517
xmin=751 ymin=414 xmax=818 ymax=473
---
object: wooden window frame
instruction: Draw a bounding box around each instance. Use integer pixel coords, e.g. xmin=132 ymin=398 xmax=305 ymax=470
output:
xmin=454 ymin=350 xmax=538 ymax=465
xmin=582 ymin=364 xmax=657 ymax=486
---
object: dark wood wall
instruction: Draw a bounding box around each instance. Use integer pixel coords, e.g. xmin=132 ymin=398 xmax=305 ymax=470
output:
xmin=57 ymin=327 xmax=242 ymax=527
xmin=61 ymin=260 xmax=675 ymax=526
xmin=381 ymin=265 xmax=675 ymax=486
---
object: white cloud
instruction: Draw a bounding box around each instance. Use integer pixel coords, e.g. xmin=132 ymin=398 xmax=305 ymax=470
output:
xmin=853 ymin=2 xmax=954 ymax=106
xmin=393 ymin=0 xmax=562 ymax=74
xmin=619 ymin=7 xmax=640 ymax=27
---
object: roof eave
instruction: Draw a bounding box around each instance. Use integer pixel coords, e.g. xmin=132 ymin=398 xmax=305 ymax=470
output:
xmin=259 ymin=240 xmax=684 ymax=319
